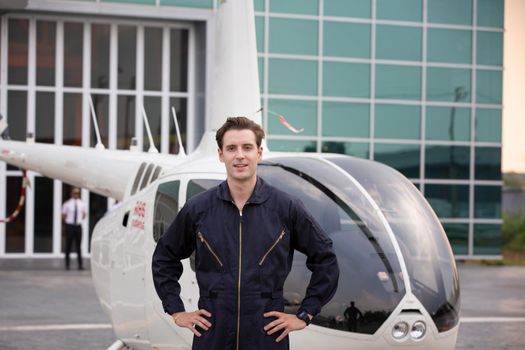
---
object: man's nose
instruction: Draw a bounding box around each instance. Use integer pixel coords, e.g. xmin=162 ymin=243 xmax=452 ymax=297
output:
xmin=235 ymin=148 xmax=245 ymax=158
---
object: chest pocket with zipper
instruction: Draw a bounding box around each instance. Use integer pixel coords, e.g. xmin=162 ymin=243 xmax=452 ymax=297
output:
xmin=196 ymin=231 xmax=224 ymax=271
xmin=259 ymin=228 xmax=287 ymax=266
xmin=258 ymin=228 xmax=290 ymax=294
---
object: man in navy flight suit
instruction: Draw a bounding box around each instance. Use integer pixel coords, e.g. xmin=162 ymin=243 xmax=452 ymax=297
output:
xmin=152 ymin=117 xmax=339 ymax=349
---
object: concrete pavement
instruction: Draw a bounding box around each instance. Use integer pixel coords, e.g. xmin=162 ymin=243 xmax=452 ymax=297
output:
xmin=0 ymin=259 xmax=524 ymax=350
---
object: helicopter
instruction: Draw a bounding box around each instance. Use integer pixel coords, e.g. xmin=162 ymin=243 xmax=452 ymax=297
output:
xmin=0 ymin=0 xmax=460 ymax=349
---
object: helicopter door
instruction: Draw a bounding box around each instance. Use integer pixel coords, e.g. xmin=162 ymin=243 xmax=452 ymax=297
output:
xmin=110 ymin=188 xmax=155 ymax=347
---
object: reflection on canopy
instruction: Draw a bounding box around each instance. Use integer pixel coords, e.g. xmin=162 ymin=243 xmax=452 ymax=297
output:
xmin=328 ymin=156 xmax=460 ymax=332
xmin=258 ymin=158 xmax=405 ymax=334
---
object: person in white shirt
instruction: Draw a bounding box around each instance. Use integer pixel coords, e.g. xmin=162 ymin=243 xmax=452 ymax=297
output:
xmin=61 ymin=187 xmax=87 ymax=270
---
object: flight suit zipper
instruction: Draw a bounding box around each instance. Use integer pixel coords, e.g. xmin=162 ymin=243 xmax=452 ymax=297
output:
xmin=197 ymin=232 xmax=223 ymax=267
xmin=258 ymin=229 xmax=286 ymax=266
xmin=236 ymin=210 xmax=243 ymax=350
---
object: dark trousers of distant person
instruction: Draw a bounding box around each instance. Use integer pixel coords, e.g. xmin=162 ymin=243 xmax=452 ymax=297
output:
xmin=65 ymin=224 xmax=83 ymax=270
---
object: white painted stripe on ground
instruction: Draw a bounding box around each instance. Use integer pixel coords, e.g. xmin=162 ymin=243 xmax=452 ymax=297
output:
xmin=461 ymin=317 xmax=525 ymax=323
xmin=2 ymin=318 xmax=525 ymax=332
xmin=0 ymin=323 xmax=112 ymax=332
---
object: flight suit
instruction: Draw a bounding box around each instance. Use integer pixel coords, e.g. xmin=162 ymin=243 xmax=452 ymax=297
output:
xmin=152 ymin=177 xmax=339 ymax=350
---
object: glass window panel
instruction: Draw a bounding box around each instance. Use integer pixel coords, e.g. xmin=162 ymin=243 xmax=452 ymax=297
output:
xmin=375 ymin=65 xmax=421 ymax=100
xmin=374 ymin=143 xmax=420 ymax=178
xmin=427 ymin=28 xmax=471 ymax=64
xmin=154 ymin=180 xmax=181 ymax=241
xmin=376 ymin=25 xmax=422 ymax=61
xmin=475 ymin=146 xmax=501 ymax=181
xmin=322 ymin=102 xmax=369 ymax=138
xmin=258 ymin=57 xmax=264 ymax=93
xmin=36 ymin=21 xmax=56 ymax=86
xmin=268 ymin=58 xmax=317 ymax=95
xmin=6 ymin=177 xmax=25 ymax=253
xmin=143 ymin=96 xmax=161 ymax=152
xmin=442 ymin=223 xmax=468 ymax=255
xmin=268 ymin=139 xmax=316 ymax=152
xmin=169 ymin=97 xmax=187 ymax=154
xmin=91 ymin=94 xmax=109 ymax=147
xmin=323 ymin=62 xmax=370 ymax=98
xmin=118 ymin=25 xmax=137 ymax=90
xmin=425 ymin=185 xmax=469 ymax=218
xmin=63 ymin=93 xmax=82 ymax=146
xmin=117 ymin=95 xmax=136 ymax=149
xmin=375 ymin=104 xmax=420 ymax=139
xmin=34 ymin=177 xmax=54 ymax=253
xmin=269 ymin=18 xmax=318 ymax=55
xmin=477 ymin=31 xmax=503 ymax=66
xmin=323 ymin=22 xmax=370 ymax=58
xmin=270 ymin=0 xmax=318 ymax=15
xmin=89 ymin=191 xmax=108 ymax=253
xmin=36 ymin=92 xmax=55 ymax=144
xmin=476 ymin=108 xmax=501 ymax=142
xmin=477 ymin=0 xmax=504 ymax=28
xmin=144 ymin=27 xmax=163 ymax=91
xmin=324 ymin=0 xmax=371 ymax=18
xmin=170 ymin=29 xmax=188 ymax=92
xmin=425 ymin=145 xmax=470 ymax=179
xmin=254 ymin=0 xmax=264 ymax=12
xmin=8 ymin=18 xmax=28 ymax=85
xmin=267 ymin=99 xmax=317 ymax=136
xmin=64 ymin=22 xmax=84 ymax=87
xmin=321 ymin=141 xmax=369 ymax=159
xmin=91 ymin=24 xmax=110 ymax=89
xmin=427 ymin=0 xmax=472 ymax=25
xmin=476 ymin=69 xmax=502 ymax=104
xmin=473 ymin=224 xmax=501 ymax=255
xmin=377 ymin=0 xmax=422 ymax=22
xmin=426 ymin=106 xmax=470 ymax=141
xmin=255 ymin=16 xmax=264 ymax=53
xmin=426 ymin=67 xmax=471 ymax=102
xmin=7 ymin=91 xmax=27 ymax=141
xmin=160 ymin=0 xmax=213 ymax=7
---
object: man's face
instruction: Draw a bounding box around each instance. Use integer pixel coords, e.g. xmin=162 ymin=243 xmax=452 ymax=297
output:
xmin=218 ymin=129 xmax=262 ymax=184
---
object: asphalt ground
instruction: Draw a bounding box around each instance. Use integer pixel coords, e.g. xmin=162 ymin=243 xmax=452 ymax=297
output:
xmin=0 ymin=259 xmax=524 ymax=350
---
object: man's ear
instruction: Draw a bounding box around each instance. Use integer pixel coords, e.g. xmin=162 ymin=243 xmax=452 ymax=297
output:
xmin=257 ymin=146 xmax=263 ymax=161
xmin=218 ymin=147 xmax=224 ymax=163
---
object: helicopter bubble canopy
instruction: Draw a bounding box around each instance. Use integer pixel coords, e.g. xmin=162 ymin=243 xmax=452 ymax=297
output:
xmin=257 ymin=154 xmax=460 ymax=335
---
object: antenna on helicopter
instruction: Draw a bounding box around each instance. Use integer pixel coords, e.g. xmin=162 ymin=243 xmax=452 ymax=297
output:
xmin=88 ymin=96 xmax=106 ymax=149
xmin=141 ymin=105 xmax=159 ymax=154
xmin=171 ymin=106 xmax=186 ymax=156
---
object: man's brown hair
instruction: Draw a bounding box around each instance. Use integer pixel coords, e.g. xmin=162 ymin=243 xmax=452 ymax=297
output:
xmin=215 ymin=116 xmax=265 ymax=149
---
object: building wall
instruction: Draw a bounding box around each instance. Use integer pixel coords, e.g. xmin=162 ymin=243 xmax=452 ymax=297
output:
xmin=0 ymin=0 xmax=504 ymax=258
xmin=254 ymin=0 xmax=503 ymax=259
xmin=0 ymin=0 xmax=209 ymax=257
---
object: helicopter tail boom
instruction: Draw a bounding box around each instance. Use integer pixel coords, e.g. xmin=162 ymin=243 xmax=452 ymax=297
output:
xmin=0 ymin=140 xmax=180 ymax=200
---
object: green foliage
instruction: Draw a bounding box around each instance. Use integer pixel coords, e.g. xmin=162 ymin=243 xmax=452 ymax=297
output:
xmin=502 ymin=212 xmax=525 ymax=252
xmin=503 ymin=172 xmax=525 ymax=187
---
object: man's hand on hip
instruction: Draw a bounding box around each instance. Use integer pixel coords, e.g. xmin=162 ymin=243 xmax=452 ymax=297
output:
xmin=172 ymin=309 xmax=212 ymax=337
xmin=263 ymin=311 xmax=311 ymax=342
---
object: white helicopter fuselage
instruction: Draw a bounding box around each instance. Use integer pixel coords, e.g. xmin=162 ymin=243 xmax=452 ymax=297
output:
xmin=88 ymin=150 xmax=459 ymax=350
